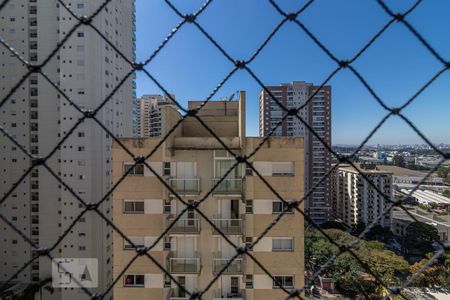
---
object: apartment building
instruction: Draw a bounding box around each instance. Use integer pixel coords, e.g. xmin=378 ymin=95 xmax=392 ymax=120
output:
xmin=0 ymin=1 xmax=135 ymax=299
xmin=331 ymin=164 xmax=393 ymax=227
xmin=113 ymin=92 xmax=305 ymax=300
xmin=134 ymin=94 xmax=176 ymax=137
xmin=259 ymin=81 xmax=331 ymax=224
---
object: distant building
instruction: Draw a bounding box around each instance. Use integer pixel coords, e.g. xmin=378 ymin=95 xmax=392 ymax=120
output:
xmin=391 ymin=205 xmax=450 ymax=242
xmin=375 ymin=165 xmax=448 ymax=192
xmin=134 ymin=94 xmax=176 ymax=137
xmin=332 ymin=164 xmax=393 ymax=227
xmin=113 ymin=92 xmax=305 ymax=299
xmin=399 ymin=189 xmax=450 ymax=206
xmin=259 ymin=81 xmax=332 ymax=224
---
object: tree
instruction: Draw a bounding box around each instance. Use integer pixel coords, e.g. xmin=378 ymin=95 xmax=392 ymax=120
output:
xmin=443 ymin=190 xmax=450 ymax=199
xmin=305 ymin=228 xmax=409 ymax=298
xmin=405 ymin=221 xmax=439 ymax=243
xmin=366 ymin=225 xmax=394 ymax=243
xmin=409 ymin=253 xmax=450 ymax=287
xmin=351 ymin=221 xmax=366 ymax=236
xmin=392 ymin=155 xmax=405 ymax=167
xmin=436 ymin=166 xmax=449 ymax=179
xmin=402 ymin=221 xmax=439 ymax=257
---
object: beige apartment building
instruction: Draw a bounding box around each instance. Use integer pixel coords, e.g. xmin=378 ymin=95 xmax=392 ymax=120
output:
xmin=112 ymin=92 xmax=305 ymax=299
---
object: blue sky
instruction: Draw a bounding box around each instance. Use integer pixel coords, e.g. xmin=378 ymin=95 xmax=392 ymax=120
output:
xmin=135 ymin=0 xmax=450 ymax=145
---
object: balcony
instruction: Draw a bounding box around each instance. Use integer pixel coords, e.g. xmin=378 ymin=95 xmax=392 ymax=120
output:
xmin=212 ymin=217 xmax=243 ymax=235
xmin=167 ymin=288 xmax=188 ymax=300
xmin=212 ymin=256 xmax=243 ymax=274
xmin=168 ymin=252 xmax=201 ymax=274
xmin=169 ymin=178 xmax=200 ymax=195
xmin=167 ymin=216 xmax=200 ymax=234
xmin=212 ymin=178 xmax=243 ymax=195
xmin=213 ymin=289 xmax=245 ymax=300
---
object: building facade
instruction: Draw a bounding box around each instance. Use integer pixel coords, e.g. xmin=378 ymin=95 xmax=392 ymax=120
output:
xmin=332 ymin=164 xmax=393 ymax=227
xmin=113 ymin=92 xmax=305 ymax=300
xmin=0 ymin=1 xmax=135 ymax=299
xmin=259 ymin=81 xmax=331 ymax=224
xmin=390 ymin=206 xmax=450 ymax=242
xmin=134 ymin=94 xmax=176 ymax=137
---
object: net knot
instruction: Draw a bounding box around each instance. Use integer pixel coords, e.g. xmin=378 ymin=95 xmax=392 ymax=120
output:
xmin=185 ymin=14 xmax=196 ymax=23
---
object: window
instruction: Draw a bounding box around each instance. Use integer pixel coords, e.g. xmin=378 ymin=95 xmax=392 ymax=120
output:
xmin=163 ymin=200 xmax=171 ymax=214
xmin=273 ymin=276 xmax=294 ymax=289
xmin=245 ymin=200 xmax=253 ymax=214
xmin=163 ymin=236 xmax=171 ymax=251
xmin=272 ymin=201 xmax=292 ymax=214
xmin=78 ymin=146 xmax=85 ymax=151
xmin=123 ymin=163 xmax=144 ymax=175
xmin=245 ymin=162 xmax=253 ymax=176
xmin=123 ymin=237 xmax=145 ymax=250
xmin=272 ymin=162 xmax=294 ymax=176
xmin=245 ymin=274 xmax=253 ymax=289
xmin=123 ymin=200 xmax=144 ymax=214
xmin=77 ymin=3 xmax=84 ymax=9
xmin=77 ymin=32 xmax=84 ymax=37
xmin=163 ymin=162 xmax=171 ymax=176
xmin=124 ymin=274 xmax=144 ymax=287
xmin=272 ymin=237 xmax=293 ymax=251
xmin=245 ymin=237 xmax=253 ymax=250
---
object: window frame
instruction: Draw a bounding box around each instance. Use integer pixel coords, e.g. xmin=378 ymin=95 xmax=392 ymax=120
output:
xmin=272 ymin=201 xmax=293 ymax=214
xmin=123 ymin=274 xmax=145 ymax=287
xmin=123 ymin=200 xmax=145 ymax=214
xmin=273 ymin=275 xmax=294 ymax=289
xmin=123 ymin=163 xmax=145 ymax=176
xmin=272 ymin=237 xmax=294 ymax=252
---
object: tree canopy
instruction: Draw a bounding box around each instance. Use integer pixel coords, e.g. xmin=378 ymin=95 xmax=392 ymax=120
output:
xmin=305 ymin=228 xmax=409 ymax=297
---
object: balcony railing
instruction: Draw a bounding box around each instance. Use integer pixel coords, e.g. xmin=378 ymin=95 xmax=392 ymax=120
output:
xmin=213 ymin=289 xmax=245 ymax=300
xmin=212 ymin=217 xmax=243 ymax=235
xmin=168 ymin=252 xmax=201 ymax=274
xmin=212 ymin=178 xmax=243 ymax=194
xmin=212 ymin=257 xmax=243 ymax=274
xmin=167 ymin=217 xmax=200 ymax=234
xmin=167 ymin=288 xmax=189 ymax=300
xmin=169 ymin=178 xmax=200 ymax=194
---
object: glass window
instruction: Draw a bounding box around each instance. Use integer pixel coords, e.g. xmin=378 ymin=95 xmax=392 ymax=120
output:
xmin=123 ymin=201 xmax=144 ymax=214
xmin=272 ymin=237 xmax=293 ymax=251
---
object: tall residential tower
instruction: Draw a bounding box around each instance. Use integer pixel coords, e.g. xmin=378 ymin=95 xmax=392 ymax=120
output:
xmin=0 ymin=1 xmax=135 ymax=299
xmin=133 ymin=94 xmax=176 ymax=137
xmin=259 ymin=81 xmax=331 ymax=224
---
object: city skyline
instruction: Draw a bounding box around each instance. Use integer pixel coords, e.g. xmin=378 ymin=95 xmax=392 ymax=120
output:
xmin=135 ymin=0 xmax=450 ymax=145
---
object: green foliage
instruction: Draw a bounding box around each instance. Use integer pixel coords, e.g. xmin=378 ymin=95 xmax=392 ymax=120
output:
xmin=351 ymin=221 xmax=366 ymax=236
xmin=392 ymin=155 xmax=405 ymax=167
xmin=402 ymin=222 xmax=439 ymax=257
xmin=443 ymin=190 xmax=450 ymax=199
xmin=409 ymin=253 xmax=450 ymax=287
xmin=437 ymin=167 xmax=449 ymax=179
xmin=366 ymin=225 xmax=394 ymax=243
xmin=305 ymin=228 xmax=409 ymax=297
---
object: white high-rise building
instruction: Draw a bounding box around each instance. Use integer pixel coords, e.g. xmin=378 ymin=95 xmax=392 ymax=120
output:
xmin=0 ymin=1 xmax=135 ymax=299
xmin=332 ymin=164 xmax=393 ymax=227
xmin=134 ymin=94 xmax=176 ymax=137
